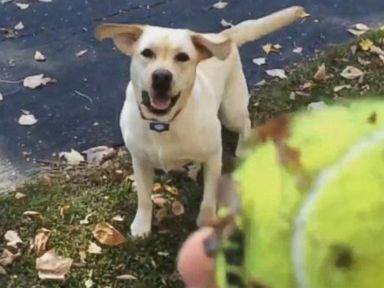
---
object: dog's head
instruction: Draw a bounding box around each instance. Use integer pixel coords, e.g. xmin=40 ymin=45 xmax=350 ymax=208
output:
xmin=96 ymin=24 xmax=231 ymax=118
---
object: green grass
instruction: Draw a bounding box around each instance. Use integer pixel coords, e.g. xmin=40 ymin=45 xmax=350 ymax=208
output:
xmin=1 ymin=29 xmax=384 ymax=287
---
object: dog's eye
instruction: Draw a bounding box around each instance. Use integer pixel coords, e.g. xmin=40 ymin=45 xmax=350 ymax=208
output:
xmin=141 ymin=49 xmax=155 ymax=58
xmin=175 ymin=52 xmax=190 ymax=62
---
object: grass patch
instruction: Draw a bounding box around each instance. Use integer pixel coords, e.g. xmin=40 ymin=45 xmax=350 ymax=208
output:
xmin=1 ymin=29 xmax=384 ymax=287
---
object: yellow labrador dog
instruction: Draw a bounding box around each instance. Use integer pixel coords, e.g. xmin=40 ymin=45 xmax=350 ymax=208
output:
xmin=96 ymin=6 xmax=305 ymax=237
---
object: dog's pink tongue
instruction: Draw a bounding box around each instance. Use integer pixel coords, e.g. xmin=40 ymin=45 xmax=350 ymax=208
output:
xmin=152 ymin=96 xmax=171 ymax=110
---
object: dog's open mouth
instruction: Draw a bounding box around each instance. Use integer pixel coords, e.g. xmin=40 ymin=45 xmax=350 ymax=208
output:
xmin=141 ymin=91 xmax=181 ymax=115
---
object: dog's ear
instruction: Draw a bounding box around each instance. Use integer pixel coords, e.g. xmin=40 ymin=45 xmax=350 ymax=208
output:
xmin=95 ymin=24 xmax=144 ymax=56
xmin=191 ymin=34 xmax=231 ymax=61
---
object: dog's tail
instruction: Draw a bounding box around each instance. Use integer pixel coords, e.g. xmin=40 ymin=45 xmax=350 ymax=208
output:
xmin=221 ymin=6 xmax=306 ymax=47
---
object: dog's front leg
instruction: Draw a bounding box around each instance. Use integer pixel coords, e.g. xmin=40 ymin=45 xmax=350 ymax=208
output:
xmin=130 ymin=156 xmax=155 ymax=237
xmin=197 ymin=150 xmax=222 ymax=227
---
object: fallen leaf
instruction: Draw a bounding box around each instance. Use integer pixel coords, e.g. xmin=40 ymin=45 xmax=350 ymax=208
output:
xmin=350 ymin=45 xmax=357 ymax=55
xmin=79 ymin=250 xmax=87 ymax=263
xmin=164 ymin=184 xmax=178 ymax=195
xmin=59 ymin=149 xmax=85 ymax=165
xmin=252 ymin=57 xmax=267 ymax=66
xmin=92 ymin=223 xmax=126 ymax=246
xmin=359 ymin=39 xmax=374 ymax=51
xmin=15 ymin=192 xmax=27 ymax=199
xmin=36 ymin=249 xmax=73 ymax=280
xmin=23 ymin=210 xmax=43 ymax=219
xmin=313 ymin=63 xmax=327 ymax=81
xmin=333 ymin=84 xmax=351 ymax=92
xmin=292 ymin=47 xmax=303 ymax=54
xmin=79 ymin=213 xmax=94 ymax=225
xmin=112 ymin=215 xmax=124 ymax=222
xmin=340 ymin=66 xmax=364 ymax=79
xmin=82 ymin=146 xmax=116 ymax=166
xmin=0 ymin=28 xmax=16 ymax=38
xmin=0 ymin=249 xmax=19 ymax=266
xmin=255 ymin=79 xmax=266 ymax=87
xmin=152 ymin=182 xmax=163 ymax=193
xmin=357 ymin=57 xmax=371 ymax=66
xmin=212 ymin=1 xmax=227 ymax=9
xmin=34 ymin=50 xmax=46 ymax=61
xmin=76 ymin=49 xmax=88 ymax=57
xmin=4 ymin=230 xmax=23 ymax=249
xmin=370 ymin=45 xmax=384 ymax=56
xmin=33 ymin=228 xmax=51 ymax=256
xmin=14 ymin=21 xmax=24 ymax=30
xmin=220 ymin=19 xmax=233 ymax=28
xmin=347 ymin=28 xmax=367 ymax=36
xmin=23 ymin=74 xmax=55 ymax=89
xmin=298 ymin=81 xmax=313 ymax=92
xmin=289 ymin=92 xmax=296 ymax=100
xmin=0 ymin=266 xmax=7 ymax=275
xmin=87 ymin=242 xmax=102 ymax=254
xmin=265 ymin=69 xmax=287 ymax=79
xmin=18 ymin=110 xmax=38 ymax=126
xmin=262 ymin=43 xmax=282 ymax=54
xmin=151 ymin=194 xmax=168 ymax=207
xmin=84 ymin=278 xmax=94 ymax=288
xmin=59 ymin=204 xmax=70 ymax=218
xmin=171 ymin=200 xmax=185 ymax=216
xmin=15 ymin=2 xmax=29 ymax=9
xmin=307 ymin=101 xmax=328 ymax=111
xmin=116 ymin=274 xmax=137 ymax=280
xmin=379 ymin=55 xmax=384 ymax=64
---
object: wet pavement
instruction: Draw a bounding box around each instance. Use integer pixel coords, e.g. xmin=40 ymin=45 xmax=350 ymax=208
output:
xmin=0 ymin=0 xmax=383 ymax=190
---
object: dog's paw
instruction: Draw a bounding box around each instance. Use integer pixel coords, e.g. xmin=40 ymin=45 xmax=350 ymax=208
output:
xmin=130 ymin=214 xmax=152 ymax=238
xmin=196 ymin=206 xmax=217 ymax=227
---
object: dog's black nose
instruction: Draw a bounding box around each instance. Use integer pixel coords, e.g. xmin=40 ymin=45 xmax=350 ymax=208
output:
xmin=152 ymin=69 xmax=172 ymax=91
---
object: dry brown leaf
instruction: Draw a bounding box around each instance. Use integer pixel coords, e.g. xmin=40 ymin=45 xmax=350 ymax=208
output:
xmin=151 ymin=194 xmax=168 ymax=207
xmin=59 ymin=149 xmax=84 ymax=165
xmin=262 ymin=43 xmax=282 ymax=54
xmin=340 ymin=66 xmax=364 ymax=80
xmin=252 ymin=57 xmax=267 ymax=66
xmin=14 ymin=21 xmax=24 ymax=30
xmin=164 ymin=184 xmax=178 ymax=195
xmin=4 ymin=230 xmax=23 ymax=249
xmin=92 ymin=223 xmax=126 ymax=246
xmin=59 ymin=204 xmax=70 ymax=218
xmin=357 ymin=57 xmax=371 ymax=65
xmin=359 ymin=39 xmax=374 ymax=51
xmin=36 ymin=249 xmax=73 ymax=280
xmin=76 ymin=49 xmax=88 ymax=57
xmin=171 ymin=201 xmax=185 ymax=216
xmin=15 ymin=192 xmax=27 ymax=199
xmin=87 ymin=242 xmax=102 ymax=254
xmin=82 ymin=146 xmax=116 ymax=166
xmin=0 ymin=249 xmax=19 ymax=266
xmin=212 ymin=1 xmax=227 ymax=9
xmin=370 ymin=45 xmax=384 ymax=56
xmin=116 ymin=274 xmax=137 ymax=280
xmin=265 ymin=69 xmax=287 ymax=79
xmin=34 ymin=50 xmax=46 ymax=61
xmin=33 ymin=228 xmax=51 ymax=256
xmin=333 ymin=84 xmax=351 ymax=92
xmin=23 ymin=74 xmax=55 ymax=89
xmin=79 ymin=250 xmax=87 ymax=263
xmin=0 ymin=265 xmax=7 ymax=275
xmin=18 ymin=110 xmax=38 ymax=126
xmin=313 ymin=63 xmax=327 ymax=81
xmin=152 ymin=182 xmax=163 ymax=193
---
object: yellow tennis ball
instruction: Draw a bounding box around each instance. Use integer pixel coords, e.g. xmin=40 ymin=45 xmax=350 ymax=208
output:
xmin=218 ymin=100 xmax=384 ymax=288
